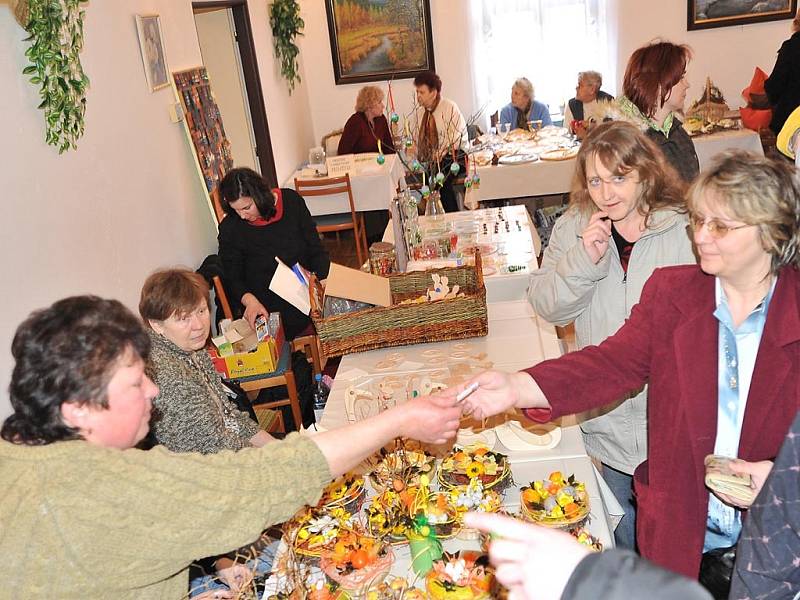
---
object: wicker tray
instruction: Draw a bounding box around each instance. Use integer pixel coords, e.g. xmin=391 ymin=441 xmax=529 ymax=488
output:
xmin=310 ymin=251 xmax=488 ymax=358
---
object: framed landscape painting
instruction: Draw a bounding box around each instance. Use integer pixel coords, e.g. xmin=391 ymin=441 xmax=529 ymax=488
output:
xmin=688 ymin=0 xmax=798 ymax=30
xmin=325 ymin=0 xmax=435 ymax=85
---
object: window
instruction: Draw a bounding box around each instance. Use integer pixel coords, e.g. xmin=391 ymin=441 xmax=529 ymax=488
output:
xmin=469 ymin=0 xmax=613 ymax=123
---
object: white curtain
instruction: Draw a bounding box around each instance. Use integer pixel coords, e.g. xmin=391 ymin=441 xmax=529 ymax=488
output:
xmin=468 ymin=0 xmax=613 ymax=127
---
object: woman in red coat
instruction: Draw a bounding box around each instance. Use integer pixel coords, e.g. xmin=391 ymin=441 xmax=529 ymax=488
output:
xmin=455 ymin=150 xmax=800 ymax=585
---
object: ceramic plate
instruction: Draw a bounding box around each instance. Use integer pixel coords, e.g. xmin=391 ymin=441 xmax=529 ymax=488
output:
xmin=498 ymin=153 xmax=538 ymax=165
xmin=495 ymin=420 xmax=561 ymax=451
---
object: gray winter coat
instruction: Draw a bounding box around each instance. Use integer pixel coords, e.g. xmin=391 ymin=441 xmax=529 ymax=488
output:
xmin=528 ymin=207 xmax=696 ymax=473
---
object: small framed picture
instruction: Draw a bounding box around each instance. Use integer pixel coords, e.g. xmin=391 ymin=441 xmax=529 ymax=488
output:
xmin=135 ymin=14 xmax=169 ymax=91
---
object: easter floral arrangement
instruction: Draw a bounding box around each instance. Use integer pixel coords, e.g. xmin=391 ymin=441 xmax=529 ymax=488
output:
xmin=319 ymin=474 xmax=366 ymax=511
xmin=449 ymin=478 xmax=504 ymax=520
xmin=438 ymin=445 xmax=510 ymax=490
xmin=425 ymin=551 xmax=493 ymax=600
xmin=365 ymin=486 xmax=418 ymax=542
xmin=319 ymin=530 xmax=394 ymax=592
xmin=289 ymin=505 xmax=356 ymax=558
xmin=369 ymin=442 xmax=436 ymax=494
xmin=568 ymin=526 xmax=603 ymax=551
xmin=520 ymin=471 xmax=590 ymax=527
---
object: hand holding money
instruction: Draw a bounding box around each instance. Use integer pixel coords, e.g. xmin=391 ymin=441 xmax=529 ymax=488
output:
xmin=704 ymin=455 xmax=773 ymax=509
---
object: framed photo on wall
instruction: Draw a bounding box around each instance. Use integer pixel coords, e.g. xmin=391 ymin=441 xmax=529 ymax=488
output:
xmin=325 ymin=0 xmax=435 ymax=85
xmin=688 ymin=0 xmax=798 ymax=30
xmin=135 ymin=14 xmax=169 ymax=91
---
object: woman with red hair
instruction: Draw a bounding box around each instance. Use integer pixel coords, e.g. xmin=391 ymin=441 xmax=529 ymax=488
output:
xmin=616 ymin=41 xmax=699 ymax=183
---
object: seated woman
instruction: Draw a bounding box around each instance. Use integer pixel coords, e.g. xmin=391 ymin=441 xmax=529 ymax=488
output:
xmin=217 ymin=167 xmax=329 ymax=340
xmin=498 ymin=77 xmax=552 ymax=130
xmin=616 ymin=41 xmax=699 ymax=182
xmin=337 ymin=85 xmax=395 ymax=156
xmin=141 ymin=268 xmax=270 ymax=454
xmin=141 ymin=268 xmax=277 ymax=596
xmin=455 ymin=151 xmax=800 ymax=590
xmin=0 ymin=296 xmax=461 ymax=597
xmin=528 ymin=120 xmax=695 ymax=549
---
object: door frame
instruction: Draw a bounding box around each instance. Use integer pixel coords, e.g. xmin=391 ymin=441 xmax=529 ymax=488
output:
xmin=192 ymin=0 xmax=278 ymax=188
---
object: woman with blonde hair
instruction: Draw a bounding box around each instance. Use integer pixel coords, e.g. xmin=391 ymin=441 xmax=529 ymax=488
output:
xmin=528 ymin=120 xmax=695 ymax=549
xmin=337 ymin=85 xmax=395 ymax=155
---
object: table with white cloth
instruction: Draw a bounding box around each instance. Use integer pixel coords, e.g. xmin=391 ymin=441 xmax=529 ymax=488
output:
xmin=404 ymin=205 xmax=541 ymax=303
xmin=475 ymin=157 xmax=577 ymax=201
xmin=285 ymin=154 xmax=406 ymax=216
xmin=691 ymin=127 xmax=764 ymax=172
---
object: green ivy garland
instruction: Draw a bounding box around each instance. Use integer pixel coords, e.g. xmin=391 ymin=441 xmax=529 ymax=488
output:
xmin=22 ymin=0 xmax=90 ymax=153
xmin=269 ymin=0 xmax=304 ymax=94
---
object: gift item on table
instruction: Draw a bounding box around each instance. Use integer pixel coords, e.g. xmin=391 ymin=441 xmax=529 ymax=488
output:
xmin=425 ymin=551 xmax=493 ymax=600
xmin=520 ymin=471 xmax=590 ymax=528
xmin=323 ymin=295 xmax=375 ymax=317
xmin=369 ymin=242 xmax=397 ymax=276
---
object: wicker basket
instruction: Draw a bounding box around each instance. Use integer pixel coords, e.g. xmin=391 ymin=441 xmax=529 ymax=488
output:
xmin=309 ymin=251 xmax=488 ymax=358
xmin=11 ymin=0 xmax=30 ymax=28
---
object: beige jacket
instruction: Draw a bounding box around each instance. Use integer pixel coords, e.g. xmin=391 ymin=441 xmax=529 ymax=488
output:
xmin=528 ymin=207 xmax=696 ymax=473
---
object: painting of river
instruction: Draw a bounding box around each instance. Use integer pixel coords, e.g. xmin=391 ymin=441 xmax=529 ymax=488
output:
xmin=325 ymin=0 xmax=435 ymax=84
xmin=688 ymin=0 xmax=797 ymax=29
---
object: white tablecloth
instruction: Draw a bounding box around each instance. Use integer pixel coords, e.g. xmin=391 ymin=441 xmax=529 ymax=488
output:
xmin=285 ymin=155 xmax=406 ymax=216
xmin=476 ymin=157 xmax=576 ymax=201
xmin=692 ymin=128 xmax=764 ymax=171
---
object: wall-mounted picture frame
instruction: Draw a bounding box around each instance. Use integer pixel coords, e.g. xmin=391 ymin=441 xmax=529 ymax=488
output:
xmin=688 ymin=0 xmax=798 ymax=30
xmin=135 ymin=14 xmax=169 ymax=91
xmin=325 ymin=0 xmax=435 ymax=85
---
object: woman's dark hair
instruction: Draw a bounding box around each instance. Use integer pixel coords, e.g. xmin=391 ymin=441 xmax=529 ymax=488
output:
xmin=218 ymin=167 xmax=276 ymax=220
xmin=623 ymin=41 xmax=691 ymax=118
xmin=1 ymin=296 xmax=151 ymax=445
xmin=413 ymin=71 xmax=442 ymax=93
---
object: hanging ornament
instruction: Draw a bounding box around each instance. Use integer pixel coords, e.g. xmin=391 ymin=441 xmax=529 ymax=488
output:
xmin=405 ymin=138 xmax=414 ymax=148
xmin=434 ymin=172 xmax=445 ymax=185
xmin=390 ymin=112 xmax=400 ymax=124
xmin=421 ymin=185 xmax=431 ymax=197
xmin=465 ymin=178 xmax=473 ymax=188
xmin=411 ymin=159 xmax=422 ymax=172
xmin=450 ymin=162 xmax=460 ymax=174
xmin=377 ymin=154 xmax=386 ymax=165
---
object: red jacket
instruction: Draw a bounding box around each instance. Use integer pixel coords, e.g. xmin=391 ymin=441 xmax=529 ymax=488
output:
xmin=524 ymin=265 xmax=800 ymax=578
xmin=337 ymin=112 xmax=395 ymax=156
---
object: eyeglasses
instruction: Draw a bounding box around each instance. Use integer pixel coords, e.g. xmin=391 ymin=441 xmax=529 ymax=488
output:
xmin=688 ymin=213 xmax=754 ymax=239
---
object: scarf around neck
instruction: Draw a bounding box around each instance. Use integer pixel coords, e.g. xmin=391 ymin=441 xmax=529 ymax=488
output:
xmin=515 ymin=101 xmax=532 ymax=130
xmin=418 ymin=95 xmax=441 ymax=162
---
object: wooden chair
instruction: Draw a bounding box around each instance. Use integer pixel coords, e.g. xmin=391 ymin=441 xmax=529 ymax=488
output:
xmin=295 ymin=173 xmax=368 ymax=267
xmin=211 ymin=276 xmax=304 ymax=431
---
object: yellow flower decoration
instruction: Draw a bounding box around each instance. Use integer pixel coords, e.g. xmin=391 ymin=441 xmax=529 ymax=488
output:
xmin=466 ymin=461 xmax=485 ymax=478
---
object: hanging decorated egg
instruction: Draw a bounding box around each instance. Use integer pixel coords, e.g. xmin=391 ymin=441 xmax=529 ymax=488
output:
xmin=449 ymin=162 xmax=460 ymax=175
xmin=434 ymin=172 xmax=445 ymax=185
xmin=390 ymin=112 xmax=400 ymax=124
xmin=421 ymin=185 xmax=431 ymax=197
xmin=411 ymin=160 xmax=422 ymax=172
xmin=465 ymin=178 xmax=473 ymax=188
xmin=405 ymin=138 xmax=414 ymax=148
xmin=376 ymin=154 xmax=386 ymax=165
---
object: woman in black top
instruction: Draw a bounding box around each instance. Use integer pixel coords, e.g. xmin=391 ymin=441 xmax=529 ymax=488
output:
xmin=217 ymin=168 xmax=330 ymax=340
xmin=765 ymin=14 xmax=800 ymax=135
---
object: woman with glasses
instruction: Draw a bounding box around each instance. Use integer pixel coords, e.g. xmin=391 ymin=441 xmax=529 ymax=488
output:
xmin=529 ymin=120 xmax=695 ymax=549
xmin=455 ymin=151 xmax=800 ymax=591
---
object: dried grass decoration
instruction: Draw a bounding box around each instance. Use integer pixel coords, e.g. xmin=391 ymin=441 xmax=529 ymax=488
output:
xmin=437 ymin=445 xmax=511 ymax=492
xmin=520 ymin=471 xmax=590 ymax=528
xmin=368 ymin=440 xmax=436 ymax=494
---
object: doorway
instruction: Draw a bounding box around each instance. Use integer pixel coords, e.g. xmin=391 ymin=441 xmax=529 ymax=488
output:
xmin=192 ymin=1 xmax=278 ymax=187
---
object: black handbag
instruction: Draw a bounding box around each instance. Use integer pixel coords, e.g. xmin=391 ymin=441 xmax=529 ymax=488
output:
xmin=699 ymin=545 xmax=737 ymax=600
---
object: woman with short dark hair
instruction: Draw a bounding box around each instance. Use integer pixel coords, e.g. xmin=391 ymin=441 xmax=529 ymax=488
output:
xmin=217 ymin=167 xmax=329 ymax=340
xmin=0 ymin=296 xmax=462 ymax=597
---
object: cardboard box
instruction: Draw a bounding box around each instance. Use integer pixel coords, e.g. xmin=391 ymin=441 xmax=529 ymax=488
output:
xmin=324 ymin=263 xmax=392 ymax=307
xmin=209 ymin=313 xmax=285 ymax=379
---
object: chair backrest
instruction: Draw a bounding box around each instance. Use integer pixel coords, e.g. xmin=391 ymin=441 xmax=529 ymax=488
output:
xmin=294 ymin=173 xmax=357 ymax=220
xmin=322 ymin=129 xmax=343 ymax=157
xmin=212 ymin=275 xmax=234 ymax=321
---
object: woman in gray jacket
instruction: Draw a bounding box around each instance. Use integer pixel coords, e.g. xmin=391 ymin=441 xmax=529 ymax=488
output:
xmin=528 ymin=121 xmax=696 ymax=548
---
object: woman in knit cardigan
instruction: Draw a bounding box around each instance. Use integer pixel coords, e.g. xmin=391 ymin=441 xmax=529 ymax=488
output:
xmin=0 ymin=296 xmax=461 ymax=598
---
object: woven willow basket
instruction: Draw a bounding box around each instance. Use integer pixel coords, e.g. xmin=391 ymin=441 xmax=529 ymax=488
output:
xmin=11 ymin=0 xmax=30 ymax=28
xmin=310 ymin=251 xmax=488 ymax=357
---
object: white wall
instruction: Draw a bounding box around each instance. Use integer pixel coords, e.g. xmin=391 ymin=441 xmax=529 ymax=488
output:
xmin=0 ymin=0 xmax=313 ymax=421
xmin=614 ymin=0 xmax=789 ymax=110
